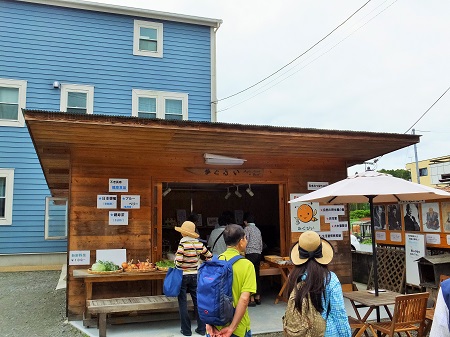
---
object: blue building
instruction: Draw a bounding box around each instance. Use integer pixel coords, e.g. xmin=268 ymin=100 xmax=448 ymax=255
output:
xmin=0 ymin=0 xmax=221 ymax=267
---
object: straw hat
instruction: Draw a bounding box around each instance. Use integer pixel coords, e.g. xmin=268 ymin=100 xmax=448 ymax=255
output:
xmin=290 ymin=231 xmax=333 ymax=266
xmin=174 ymin=221 xmax=199 ymax=238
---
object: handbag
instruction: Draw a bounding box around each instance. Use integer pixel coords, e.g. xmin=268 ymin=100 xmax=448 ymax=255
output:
xmin=163 ymin=267 xmax=183 ymax=297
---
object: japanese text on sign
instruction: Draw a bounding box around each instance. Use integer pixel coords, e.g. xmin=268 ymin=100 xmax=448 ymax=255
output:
xmin=109 ymin=211 xmax=129 ymax=225
xmin=317 ymin=231 xmax=343 ymax=241
xmin=97 ymin=195 xmax=117 ymax=209
xmin=109 ymin=178 xmax=128 ymax=192
xmin=69 ymin=250 xmax=90 ymax=265
xmin=121 ymin=195 xmax=140 ymax=209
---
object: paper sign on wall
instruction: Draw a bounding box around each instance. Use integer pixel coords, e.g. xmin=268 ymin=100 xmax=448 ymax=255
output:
xmin=317 ymin=231 xmax=343 ymax=241
xmin=97 ymin=195 xmax=117 ymax=209
xmin=290 ymin=194 xmax=321 ymax=232
xmin=121 ymin=195 xmax=140 ymax=209
xmin=109 ymin=211 xmax=128 ymax=225
xmin=307 ymin=182 xmax=329 ymax=191
xmin=376 ymin=231 xmax=386 ymax=241
xmin=69 ymin=250 xmax=90 ymax=265
xmin=109 ymin=178 xmax=128 ymax=192
xmin=331 ymin=221 xmax=348 ymax=231
xmin=96 ymin=249 xmax=126 ymax=266
xmin=405 ymin=233 xmax=425 ymax=286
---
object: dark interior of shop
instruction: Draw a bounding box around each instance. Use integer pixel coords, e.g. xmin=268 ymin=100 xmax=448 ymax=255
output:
xmin=161 ymin=183 xmax=280 ymax=257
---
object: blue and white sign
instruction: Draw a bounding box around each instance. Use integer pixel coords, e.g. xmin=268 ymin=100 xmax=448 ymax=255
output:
xmin=69 ymin=250 xmax=90 ymax=265
xmin=121 ymin=195 xmax=140 ymax=209
xmin=109 ymin=211 xmax=129 ymax=225
xmin=97 ymin=195 xmax=117 ymax=209
xmin=109 ymin=178 xmax=128 ymax=192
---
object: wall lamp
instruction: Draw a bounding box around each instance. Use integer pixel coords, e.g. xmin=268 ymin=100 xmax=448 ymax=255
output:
xmin=53 ymin=81 xmax=61 ymax=89
xmin=246 ymin=184 xmax=254 ymax=197
xmin=204 ymin=153 xmax=246 ymax=166
xmin=224 ymin=187 xmax=231 ymax=200
xmin=162 ymin=186 xmax=172 ymax=197
xmin=235 ymin=186 xmax=242 ymax=198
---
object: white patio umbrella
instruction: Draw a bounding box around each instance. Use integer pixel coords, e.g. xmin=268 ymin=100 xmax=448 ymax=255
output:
xmin=289 ymin=170 xmax=450 ymax=298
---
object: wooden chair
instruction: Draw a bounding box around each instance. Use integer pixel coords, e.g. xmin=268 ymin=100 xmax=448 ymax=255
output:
xmin=423 ymin=274 xmax=450 ymax=336
xmin=348 ymin=316 xmax=377 ymax=337
xmin=369 ymin=292 xmax=429 ymax=337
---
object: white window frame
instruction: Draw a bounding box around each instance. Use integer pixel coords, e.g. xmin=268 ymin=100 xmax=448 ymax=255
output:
xmin=60 ymin=84 xmax=94 ymax=114
xmin=133 ymin=20 xmax=163 ymax=58
xmin=0 ymin=169 xmax=14 ymax=226
xmin=0 ymin=78 xmax=27 ymax=127
xmin=44 ymin=197 xmax=68 ymax=240
xmin=132 ymin=89 xmax=188 ymax=120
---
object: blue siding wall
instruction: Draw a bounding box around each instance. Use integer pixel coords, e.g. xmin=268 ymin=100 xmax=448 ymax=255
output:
xmin=0 ymin=0 xmax=213 ymax=255
xmin=0 ymin=127 xmax=67 ymax=254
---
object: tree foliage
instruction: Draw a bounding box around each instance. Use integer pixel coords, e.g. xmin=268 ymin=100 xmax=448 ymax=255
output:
xmin=378 ymin=168 xmax=411 ymax=181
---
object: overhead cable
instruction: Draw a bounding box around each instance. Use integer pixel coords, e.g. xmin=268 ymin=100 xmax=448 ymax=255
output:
xmin=213 ymin=0 xmax=372 ymax=104
xmin=404 ymin=85 xmax=450 ymax=134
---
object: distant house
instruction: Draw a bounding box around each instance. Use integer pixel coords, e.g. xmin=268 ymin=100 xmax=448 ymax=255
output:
xmin=0 ymin=0 xmax=221 ymax=266
xmin=406 ymin=155 xmax=450 ymax=187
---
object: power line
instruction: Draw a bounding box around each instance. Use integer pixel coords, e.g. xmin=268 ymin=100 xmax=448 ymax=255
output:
xmin=213 ymin=0 xmax=372 ymax=104
xmin=404 ymin=85 xmax=450 ymax=134
xmin=217 ymin=0 xmax=396 ymax=113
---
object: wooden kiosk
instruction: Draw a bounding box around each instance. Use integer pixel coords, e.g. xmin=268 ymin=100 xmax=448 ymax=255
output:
xmin=23 ymin=110 xmax=419 ymax=320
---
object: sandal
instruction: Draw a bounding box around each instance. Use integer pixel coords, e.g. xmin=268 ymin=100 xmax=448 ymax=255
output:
xmin=248 ymin=300 xmax=256 ymax=307
xmin=255 ymin=298 xmax=261 ymax=305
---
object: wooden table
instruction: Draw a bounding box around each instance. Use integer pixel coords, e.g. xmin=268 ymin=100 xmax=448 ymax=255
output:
xmin=73 ymin=269 xmax=167 ymax=324
xmin=343 ymin=290 xmax=401 ymax=323
xmin=266 ymin=260 xmax=294 ymax=304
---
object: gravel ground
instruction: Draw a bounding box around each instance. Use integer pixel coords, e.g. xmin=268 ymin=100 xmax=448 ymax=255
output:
xmin=0 ymin=270 xmax=282 ymax=337
xmin=0 ymin=270 xmax=85 ymax=337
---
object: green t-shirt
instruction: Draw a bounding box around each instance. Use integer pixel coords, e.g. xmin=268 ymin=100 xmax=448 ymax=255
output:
xmin=218 ymin=248 xmax=256 ymax=337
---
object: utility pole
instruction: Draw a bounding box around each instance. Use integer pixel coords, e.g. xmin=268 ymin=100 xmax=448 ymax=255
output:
xmin=413 ymin=129 xmax=420 ymax=184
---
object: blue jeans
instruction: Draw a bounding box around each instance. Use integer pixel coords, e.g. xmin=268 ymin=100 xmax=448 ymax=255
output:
xmin=178 ymin=274 xmax=205 ymax=335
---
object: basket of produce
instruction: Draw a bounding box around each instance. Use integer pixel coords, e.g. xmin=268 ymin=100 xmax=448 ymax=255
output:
xmin=122 ymin=259 xmax=156 ymax=272
xmin=155 ymin=259 xmax=175 ymax=271
xmin=88 ymin=260 xmax=122 ymax=274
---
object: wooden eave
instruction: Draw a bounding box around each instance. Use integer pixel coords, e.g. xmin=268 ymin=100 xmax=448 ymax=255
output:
xmin=23 ymin=110 xmax=420 ymax=197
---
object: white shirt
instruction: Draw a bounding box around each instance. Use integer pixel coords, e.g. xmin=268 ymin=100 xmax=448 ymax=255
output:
xmin=430 ymin=287 xmax=450 ymax=337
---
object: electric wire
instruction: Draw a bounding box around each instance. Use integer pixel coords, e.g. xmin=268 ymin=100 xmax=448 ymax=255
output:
xmin=218 ymin=0 xmax=397 ymax=113
xmin=213 ymin=0 xmax=372 ymax=104
xmin=404 ymin=85 xmax=450 ymax=134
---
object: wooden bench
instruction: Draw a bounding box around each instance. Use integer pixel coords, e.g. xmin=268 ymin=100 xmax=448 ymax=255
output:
xmin=87 ymin=294 xmax=193 ymax=337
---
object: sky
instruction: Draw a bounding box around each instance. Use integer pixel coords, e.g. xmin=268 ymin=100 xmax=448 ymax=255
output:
xmin=95 ymin=0 xmax=450 ymax=175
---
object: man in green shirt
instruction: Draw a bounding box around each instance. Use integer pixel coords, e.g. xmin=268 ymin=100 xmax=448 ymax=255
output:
xmin=206 ymin=224 xmax=256 ymax=337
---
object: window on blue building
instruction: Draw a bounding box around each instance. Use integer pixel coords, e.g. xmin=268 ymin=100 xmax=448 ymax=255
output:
xmin=45 ymin=197 xmax=68 ymax=240
xmin=60 ymin=84 xmax=94 ymax=114
xmin=138 ymin=97 xmax=157 ymax=119
xmin=133 ymin=20 xmax=163 ymax=58
xmin=0 ymin=169 xmax=14 ymax=226
xmin=165 ymin=99 xmax=183 ymax=120
xmin=0 ymin=78 xmax=27 ymax=127
xmin=132 ymin=89 xmax=187 ymax=120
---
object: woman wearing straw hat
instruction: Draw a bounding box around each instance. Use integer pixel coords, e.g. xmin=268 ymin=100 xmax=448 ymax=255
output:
xmin=175 ymin=221 xmax=213 ymax=336
xmin=285 ymin=231 xmax=351 ymax=337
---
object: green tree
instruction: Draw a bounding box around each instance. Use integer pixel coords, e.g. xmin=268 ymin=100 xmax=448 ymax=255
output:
xmin=378 ymin=168 xmax=411 ymax=181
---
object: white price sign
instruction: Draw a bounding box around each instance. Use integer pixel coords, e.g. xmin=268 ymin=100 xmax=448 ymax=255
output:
xmin=121 ymin=195 xmax=140 ymax=209
xmin=97 ymin=195 xmax=117 ymax=209
xmin=109 ymin=211 xmax=129 ymax=225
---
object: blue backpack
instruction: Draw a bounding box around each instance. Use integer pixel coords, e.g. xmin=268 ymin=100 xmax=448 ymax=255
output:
xmin=197 ymin=254 xmax=243 ymax=326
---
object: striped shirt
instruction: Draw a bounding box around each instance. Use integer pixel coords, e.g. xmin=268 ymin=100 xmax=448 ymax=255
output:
xmin=175 ymin=236 xmax=212 ymax=275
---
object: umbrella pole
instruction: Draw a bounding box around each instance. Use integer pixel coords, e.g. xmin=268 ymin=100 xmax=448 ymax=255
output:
xmin=368 ymin=195 xmax=381 ymax=325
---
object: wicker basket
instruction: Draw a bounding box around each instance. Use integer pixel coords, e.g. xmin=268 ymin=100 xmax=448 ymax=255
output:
xmin=156 ymin=266 xmax=169 ymax=271
xmin=87 ymin=268 xmax=123 ymax=275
